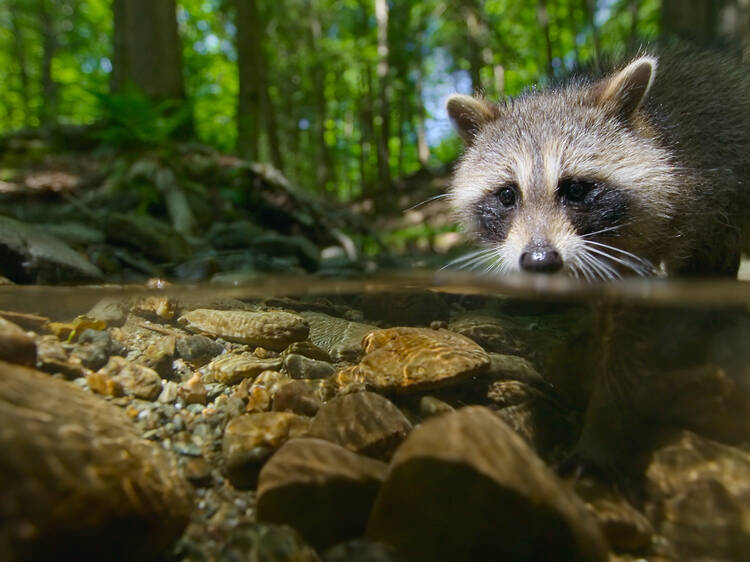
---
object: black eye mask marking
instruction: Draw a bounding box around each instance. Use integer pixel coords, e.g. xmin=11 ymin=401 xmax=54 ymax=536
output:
xmin=559 ymin=178 xmax=631 ymax=235
xmin=474 ymin=184 xmax=519 ymax=242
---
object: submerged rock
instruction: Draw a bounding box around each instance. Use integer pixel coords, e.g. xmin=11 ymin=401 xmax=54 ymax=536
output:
xmin=0 ymin=316 xmax=36 ymax=366
xmin=309 ymin=392 xmax=412 ymax=460
xmin=336 ymin=327 xmax=490 ymax=394
xmin=218 ymin=522 xmax=320 ymax=562
xmin=179 ymin=308 xmax=309 ymax=351
xmin=273 ymin=380 xmax=323 ymax=417
xmin=223 ymin=412 xmax=311 ymax=489
xmin=643 ymin=431 xmax=750 ymax=561
xmin=366 ymin=406 xmax=608 ymax=562
xmin=284 ymin=353 xmax=335 ymax=380
xmin=98 ymin=356 xmax=162 ymax=400
xmin=205 ymin=352 xmax=283 ymax=385
xmin=0 ymin=361 xmax=192 ymax=561
xmin=257 ymin=437 xmax=387 ymax=549
xmin=573 ymin=477 xmax=653 ymax=553
xmin=487 ymin=379 xmax=578 ymax=460
xmin=300 ymin=311 xmax=376 ymax=362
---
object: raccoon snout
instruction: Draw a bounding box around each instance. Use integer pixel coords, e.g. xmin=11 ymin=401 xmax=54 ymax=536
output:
xmin=519 ymin=246 xmax=563 ymax=274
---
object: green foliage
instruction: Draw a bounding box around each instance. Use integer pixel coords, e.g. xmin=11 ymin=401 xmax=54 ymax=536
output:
xmin=0 ymin=0 xmax=663 ymax=203
xmin=94 ymin=90 xmax=192 ymax=148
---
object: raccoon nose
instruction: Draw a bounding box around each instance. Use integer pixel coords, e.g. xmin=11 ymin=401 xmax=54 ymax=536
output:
xmin=520 ymin=247 xmax=563 ymax=273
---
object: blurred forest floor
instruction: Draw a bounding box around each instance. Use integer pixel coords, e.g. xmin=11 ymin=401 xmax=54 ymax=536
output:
xmin=0 ymin=124 xmax=465 ymax=285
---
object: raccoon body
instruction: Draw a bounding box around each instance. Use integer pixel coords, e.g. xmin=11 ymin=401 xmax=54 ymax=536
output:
xmin=447 ymin=48 xmax=750 ymax=279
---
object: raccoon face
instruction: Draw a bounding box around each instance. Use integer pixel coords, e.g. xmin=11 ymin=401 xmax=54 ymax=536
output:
xmin=446 ymin=56 xmax=672 ymax=280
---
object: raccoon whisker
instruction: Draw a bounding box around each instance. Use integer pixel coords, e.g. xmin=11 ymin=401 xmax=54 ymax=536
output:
xmin=585 ymin=245 xmax=654 ymax=276
xmin=581 ymin=251 xmax=621 ymax=280
xmin=583 ymin=244 xmax=650 ymax=277
xmin=584 ymin=246 xmax=642 ymax=277
xmin=487 ymin=249 xmax=509 ymax=275
xmin=580 ymin=224 xmax=627 ymax=238
xmin=572 ymin=254 xmax=598 ymax=282
xmin=568 ymin=261 xmax=587 ymax=282
xmin=443 ymin=247 xmax=497 ymax=270
xmin=403 ymin=193 xmax=451 ymax=212
xmin=583 ymin=240 xmax=655 ymax=269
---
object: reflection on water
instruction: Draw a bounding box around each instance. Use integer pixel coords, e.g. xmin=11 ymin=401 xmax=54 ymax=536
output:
xmin=0 ymin=271 xmax=748 ymax=560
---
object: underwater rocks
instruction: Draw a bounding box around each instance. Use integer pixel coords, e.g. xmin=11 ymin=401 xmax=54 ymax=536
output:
xmin=366 ymin=406 xmax=608 ymax=562
xmin=0 ymin=361 xmax=192 ymax=562
xmin=300 ymin=311 xmax=376 ymax=362
xmin=642 ymin=431 xmax=750 ymax=561
xmin=0 ymin=316 xmax=36 ymax=366
xmin=179 ymin=308 xmax=309 ymax=351
xmin=335 ymin=327 xmax=490 ymax=393
xmin=257 ymin=438 xmax=388 ymax=549
xmin=308 ymin=392 xmax=412 ymax=461
xmin=3 ymin=284 xmax=750 ymax=561
xmin=98 ymin=355 xmax=163 ymax=400
xmin=223 ymin=412 xmax=312 ymax=489
xmin=205 ymin=352 xmax=283 ymax=385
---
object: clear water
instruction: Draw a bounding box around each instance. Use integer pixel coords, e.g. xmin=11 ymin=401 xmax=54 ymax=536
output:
xmin=2 ymin=271 xmax=749 ymax=559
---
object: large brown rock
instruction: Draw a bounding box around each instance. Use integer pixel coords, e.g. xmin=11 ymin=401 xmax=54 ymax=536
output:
xmin=178 ymin=308 xmax=309 ymax=351
xmin=223 ymin=412 xmax=311 ymax=489
xmin=0 ymin=361 xmax=193 ymax=562
xmin=309 ymin=392 xmax=412 ymax=460
xmin=643 ymin=431 xmax=750 ymax=561
xmin=367 ymin=406 xmax=608 ymax=562
xmin=0 ymin=317 xmax=36 ymax=366
xmin=335 ymin=327 xmax=490 ymax=394
xmin=257 ymin=437 xmax=387 ymax=549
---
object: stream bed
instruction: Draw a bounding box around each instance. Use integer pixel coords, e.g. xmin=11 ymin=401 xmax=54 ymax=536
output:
xmin=1 ymin=272 xmax=749 ymax=561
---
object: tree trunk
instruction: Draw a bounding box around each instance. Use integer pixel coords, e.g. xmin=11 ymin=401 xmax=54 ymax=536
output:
xmin=359 ymin=67 xmax=376 ymax=197
xmin=111 ymin=0 xmax=185 ymax=100
xmin=628 ymin=0 xmax=640 ymax=50
xmin=581 ymin=0 xmax=601 ymax=70
xmin=10 ymin=0 xmax=30 ymax=126
xmin=415 ymin=29 xmax=430 ymax=168
xmin=262 ymin=84 xmax=284 ymax=172
xmin=39 ymin=0 xmax=58 ymax=126
xmin=308 ymin=3 xmax=331 ymax=189
xmin=235 ymin=0 xmax=262 ymax=160
xmin=461 ymin=0 xmax=489 ymax=94
xmin=661 ymin=0 xmax=719 ymax=46
xmin=538 ymin=0 xmax=554 ymax=77
xmin=374 ymin=0 xmax=392 ymax=197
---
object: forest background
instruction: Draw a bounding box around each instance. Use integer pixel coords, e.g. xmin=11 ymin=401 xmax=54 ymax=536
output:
xmin=0 ymin=0 xmax=749 ymax=283
xmin=5 ymin=0 xmax=750 ymax=201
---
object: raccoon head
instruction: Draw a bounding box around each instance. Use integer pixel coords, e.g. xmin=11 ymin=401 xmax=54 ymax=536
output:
xmin=446 ymin=56 xmax=674 ymax=280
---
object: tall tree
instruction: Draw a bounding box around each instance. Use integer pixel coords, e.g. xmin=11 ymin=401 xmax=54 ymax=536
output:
xmin=537 ymin=0 xmax=554 ymax=76
xmin=39 ymin=0 xmax=58 ymax=126
xmin=9 ymin=0 xmax=30 ymax=126
xmin=236 ymin=0 xmax=283 ymax=170
xmin=111 ymin=0 xmax=185 ymax=100
xmin=307 ymin=0 xmax=332 ymax=188
xmin=235 ymin=0 xmax=262 ymax=160
xmin=374 ymin=0 xmax=392 ymax=196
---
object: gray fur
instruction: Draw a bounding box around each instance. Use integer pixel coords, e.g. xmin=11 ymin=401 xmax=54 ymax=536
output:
xmin=447 ymin=47 xmax=750 ymax=278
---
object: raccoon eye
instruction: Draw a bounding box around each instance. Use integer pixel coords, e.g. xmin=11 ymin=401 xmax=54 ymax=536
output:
xmin=559 ymin=178 xmax=594 ymax=203
xmin=496 ymin=186 xmax=517 ymax=207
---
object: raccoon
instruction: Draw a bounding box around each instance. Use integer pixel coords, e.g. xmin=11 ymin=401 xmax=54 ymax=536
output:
xmin=446 ymin=48 xmax=750 ymax=279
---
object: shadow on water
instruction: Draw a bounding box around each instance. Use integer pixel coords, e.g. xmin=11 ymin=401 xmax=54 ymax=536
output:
xmin=1 ymin=271 xmax=749 ymax=560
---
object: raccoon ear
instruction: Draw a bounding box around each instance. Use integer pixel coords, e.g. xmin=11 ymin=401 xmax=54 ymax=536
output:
xmin=446 ymin=94 xmax=498 ymax=143
xmin=592 ymin=56 xmax=657 ymax=120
